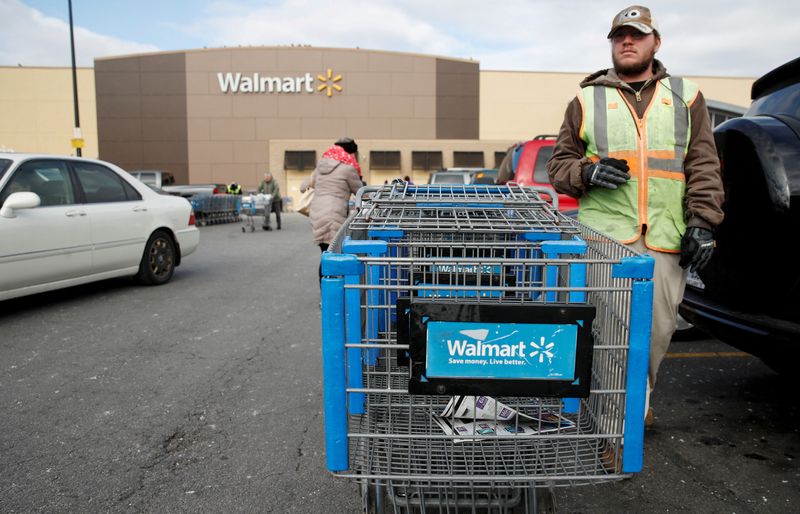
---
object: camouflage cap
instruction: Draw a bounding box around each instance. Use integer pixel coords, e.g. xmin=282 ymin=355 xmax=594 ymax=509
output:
xmin=608 ymin=5 xmax=660 ymax=38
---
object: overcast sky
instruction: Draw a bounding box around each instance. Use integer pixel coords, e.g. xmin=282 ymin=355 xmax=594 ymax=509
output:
xmin=2 ymin=0 xmax=798 ymax=78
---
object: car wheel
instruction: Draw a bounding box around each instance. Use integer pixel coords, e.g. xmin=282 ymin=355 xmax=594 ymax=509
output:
xmin=135 ymin=230 xmax=176 ymax=285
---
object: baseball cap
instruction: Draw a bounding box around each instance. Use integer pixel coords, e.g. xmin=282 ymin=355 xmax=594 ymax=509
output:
xmin=608 ymin=5 xmax=660 ymax=38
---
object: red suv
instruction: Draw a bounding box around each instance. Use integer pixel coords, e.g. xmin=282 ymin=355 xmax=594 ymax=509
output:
xmin=499 ymin=135 xmax=579 ymax=211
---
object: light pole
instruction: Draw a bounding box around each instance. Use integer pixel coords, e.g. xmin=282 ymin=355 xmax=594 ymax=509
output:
xmin=68 ymin=0 xmax=83 ymax=156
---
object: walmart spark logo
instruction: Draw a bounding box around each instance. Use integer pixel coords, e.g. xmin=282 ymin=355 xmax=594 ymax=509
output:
xmin=317 ymin=68 xmax=343 ymax=97
xmin=529 ymin=337 xmax=556 ymax=364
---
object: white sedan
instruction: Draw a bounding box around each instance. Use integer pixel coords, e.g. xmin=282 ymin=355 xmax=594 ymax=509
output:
xmin=0 ymin=153 xmax=200 ymax=301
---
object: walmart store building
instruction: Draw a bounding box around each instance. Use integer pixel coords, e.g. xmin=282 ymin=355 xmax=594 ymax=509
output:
xmin=1 ymin=46 xmax=752 ymax=205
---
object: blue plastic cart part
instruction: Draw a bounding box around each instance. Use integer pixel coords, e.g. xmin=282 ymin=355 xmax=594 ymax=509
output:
xmin=321 ymin=276 xmax=348 ymax=472
xmin=610 ymin=254 xmax=655 ymax=473
xmin=612 ymin=255 xmax=655 ymax=279
xmin=522 ymin=231 xmax=563 ymax=242
xmin=622 ymin=279 xmax=653 ymax=473
xmin=321 ymin=252 xmax=361 ymax=277
xmin=341 ymin=237 xmax=388 ymax=256
xmin=541 ymin=237 xmax=588 ymax=303
xmin=340 ymin=237 xmax=388 ymax=366
xmin=367 ymin=228 xmax=405 ymax=239
xmin=345 ymin=274 xmax=365 ymax=415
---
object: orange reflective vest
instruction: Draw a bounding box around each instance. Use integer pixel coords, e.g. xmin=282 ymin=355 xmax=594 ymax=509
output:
xmin=578 ymin=78 xmax=699 ymax=252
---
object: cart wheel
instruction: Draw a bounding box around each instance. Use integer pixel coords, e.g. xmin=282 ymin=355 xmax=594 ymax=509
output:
xmin=362 ymin=481 xmax=389 ymax=514
xmin=250 ymin=225 xmax=255 ymax=232
xmin=513 ymin=486 xmax=556 ymax=514
xmin=241 ymin=226 xmax=246 ymax=233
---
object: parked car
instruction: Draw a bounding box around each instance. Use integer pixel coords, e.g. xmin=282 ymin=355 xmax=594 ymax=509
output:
xmin=0 ymin=153 xmax=200 ymax=301
xmin=161 ymin=183 xmax=228 ymax=198
xmin=129 ymin=170 xmax=176 ymax=189
xmin=499 ymin=135 xmax=578 ymax=212
xmin=428 ymin=169 xmax=472 ymax=185
xmin=678 ymin=57 xmax=800 ymax=373
xmin=426 ymin=167 xmax=498 ymax=185
xmin=128 ymin=170 xmax=229 ymax=198
xmin=469 ymin=168 xmax=499 ymax=184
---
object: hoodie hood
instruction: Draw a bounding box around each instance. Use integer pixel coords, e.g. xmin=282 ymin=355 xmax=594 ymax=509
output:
xmin=580 ymin=59 xmax=669 ymax=90
xmin=316 ymin=158 xmax=342 ymax=176
xmin=317 ymin=144 xmax=361 ymax=176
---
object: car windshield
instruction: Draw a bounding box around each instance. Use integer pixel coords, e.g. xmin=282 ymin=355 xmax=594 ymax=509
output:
xmin=0 ymin=159 xmax=11 ymax=181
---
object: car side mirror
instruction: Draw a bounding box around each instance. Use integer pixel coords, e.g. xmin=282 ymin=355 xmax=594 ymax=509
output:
xmin=0 ymin=192 xmax=41 ymax=218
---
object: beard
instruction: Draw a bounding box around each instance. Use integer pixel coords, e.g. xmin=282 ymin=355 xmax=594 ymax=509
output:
xmin=613 ymin=47 xmax=656 ymax=76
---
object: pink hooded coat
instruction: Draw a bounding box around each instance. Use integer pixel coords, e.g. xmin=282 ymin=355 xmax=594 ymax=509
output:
xmin=301 ymin=146 xmax=363 ymax=245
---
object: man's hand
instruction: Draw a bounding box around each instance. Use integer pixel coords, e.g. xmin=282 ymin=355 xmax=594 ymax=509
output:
xmin=679 ymin=227 xmax=715 ymax=273
xmin=582 ymin=158 xmax=631 ymax=189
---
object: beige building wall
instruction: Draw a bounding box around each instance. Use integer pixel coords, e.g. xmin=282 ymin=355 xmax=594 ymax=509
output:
xmin=481 ymin=70 xmax=754 ymax=140
xmin=270 ymin=139 xmax=515 ymax=206
xmin=0 ymin=66 xmax=97 ymax=157
xmin=95 ymin=53 xmax=189 ymax=183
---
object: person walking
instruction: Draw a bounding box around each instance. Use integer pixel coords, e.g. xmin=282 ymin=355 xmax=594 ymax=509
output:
xmin=546 ymin=5 xmax=724 ymax=428
xmin=301 ymin=137 xmax=363 ymax=282
xmin=257 ymin=172 xmax=282 ymax=230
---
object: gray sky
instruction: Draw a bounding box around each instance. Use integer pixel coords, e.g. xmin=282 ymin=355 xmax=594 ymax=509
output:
xmin=2 ymin=0 xmax=798 ymax=77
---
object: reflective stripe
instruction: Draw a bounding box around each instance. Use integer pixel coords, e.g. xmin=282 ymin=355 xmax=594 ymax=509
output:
xmin=593 ymin=86 xmax=608 ymax=158
xmin=647 ymin=157 xmax=683 ymax=172
xmin=668 ymin=77 xmax=688 ymax=161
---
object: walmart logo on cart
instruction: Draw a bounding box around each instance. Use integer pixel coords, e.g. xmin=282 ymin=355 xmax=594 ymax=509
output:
xmin=425 ymin=321 xmax=579 ymax=380
xmin=446 ymin=329 xmax=554 ymax=365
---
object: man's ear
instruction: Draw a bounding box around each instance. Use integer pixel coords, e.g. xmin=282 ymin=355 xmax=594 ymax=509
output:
xmin=654 ymin=35 xmax=661 ymax=53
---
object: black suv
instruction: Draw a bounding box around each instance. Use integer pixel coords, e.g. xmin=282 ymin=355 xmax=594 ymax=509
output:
xmin=679 ymin=57 xmax=800 ymax=373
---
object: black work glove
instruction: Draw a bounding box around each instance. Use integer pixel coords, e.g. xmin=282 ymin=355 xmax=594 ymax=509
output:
xmin=679 ymin=227 xmax=715 ymax=273
xmin=582 ymin=158 xmax=631 ymax=189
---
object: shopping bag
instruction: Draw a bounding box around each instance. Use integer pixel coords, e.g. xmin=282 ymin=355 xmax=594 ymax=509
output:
xmin=295 ymin=187 xmax=314 ymax=216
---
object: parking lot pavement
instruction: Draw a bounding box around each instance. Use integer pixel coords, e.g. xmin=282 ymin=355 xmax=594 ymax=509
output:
xmin=555 ymin=339 xmax=800 ymax=512
xmin=1 ymin=214 xmax=798 ymax=513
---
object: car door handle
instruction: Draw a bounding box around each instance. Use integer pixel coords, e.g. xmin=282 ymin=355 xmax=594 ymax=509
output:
xmin=65 ymin=209 xmax=87 ymax=217
xmin=133 ymin=206 xmax=148 ymax=212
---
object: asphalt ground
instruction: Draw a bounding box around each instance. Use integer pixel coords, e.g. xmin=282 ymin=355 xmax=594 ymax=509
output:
xmin=1 ymin=214 xmax=798 ymax=513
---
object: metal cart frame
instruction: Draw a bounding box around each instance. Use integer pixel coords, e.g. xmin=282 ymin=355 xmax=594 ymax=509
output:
xmin=241 ymin=193 xmax=272 ymax=232
xmin=320 ymin=184 xmax=654 ymax=513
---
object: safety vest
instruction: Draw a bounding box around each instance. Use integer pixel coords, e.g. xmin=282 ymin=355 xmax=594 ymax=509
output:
xmin=227 ymin=183 xmax=241 ymax=195
xmin=578 ymin=77 xmax=699 ymax=252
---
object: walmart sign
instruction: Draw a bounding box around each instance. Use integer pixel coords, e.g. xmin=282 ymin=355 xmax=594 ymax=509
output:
xmin=217 ymin=69 xmax=343 ymax=96
xmin=425 ymin=321 xmax=579 ymax=380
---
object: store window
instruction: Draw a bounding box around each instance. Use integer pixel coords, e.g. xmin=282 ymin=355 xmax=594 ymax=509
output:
xmin=284 ymin=151 xmax=317 ymax=171
xmin=453 ymin=151 xmax=484 ymax=168
xmin=494 ymin=151 xmax=507 ymax=168
xmin=370 ymin=151 xmax=401 ymax=170
xmin=411 ymin=151 xmax=443 ymax=172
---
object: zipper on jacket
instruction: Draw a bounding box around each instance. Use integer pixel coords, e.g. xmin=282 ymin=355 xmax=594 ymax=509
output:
xmin=618 ymin=81 xmax=660 ymax=232
xmin=634 ymin=78 xmax=653 ymax=103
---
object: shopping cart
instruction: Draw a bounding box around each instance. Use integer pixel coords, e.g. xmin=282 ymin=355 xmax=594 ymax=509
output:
xmin=190 ymin=194 xmax=242 ymax=226
xmin=240 ymin=193 xmax=272 ymax=232
xmin=320 ymin=184 xmax=654 ymax=513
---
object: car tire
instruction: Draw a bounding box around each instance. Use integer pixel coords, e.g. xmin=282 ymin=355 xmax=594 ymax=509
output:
xmin=135 ymin=230 xmax=176 ymax=285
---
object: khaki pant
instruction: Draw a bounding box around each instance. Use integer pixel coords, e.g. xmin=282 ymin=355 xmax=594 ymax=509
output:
xmin=626 ymin=238 xmax=687 ymax=410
